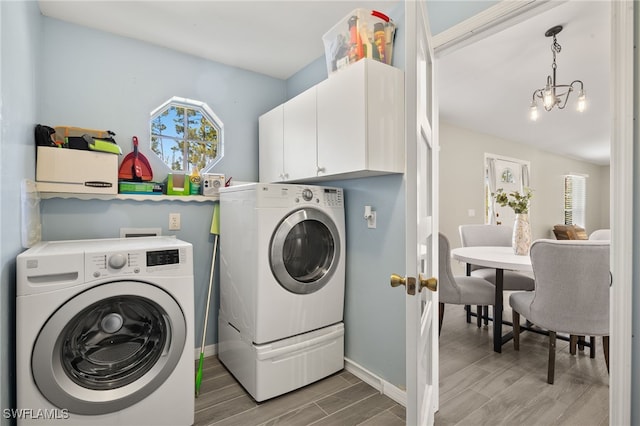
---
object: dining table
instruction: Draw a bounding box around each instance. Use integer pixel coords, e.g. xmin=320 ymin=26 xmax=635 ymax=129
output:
xmin=450 ymin=246 xmax=533 ymax=353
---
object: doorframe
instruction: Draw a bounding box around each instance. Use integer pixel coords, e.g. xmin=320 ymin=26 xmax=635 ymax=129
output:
xmin=432 ymin=2 xmax=634 ymax=425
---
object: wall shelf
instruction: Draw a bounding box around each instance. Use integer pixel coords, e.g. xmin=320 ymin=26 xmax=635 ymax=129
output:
xmin=39 ymin=192 xmax=218 ymax=202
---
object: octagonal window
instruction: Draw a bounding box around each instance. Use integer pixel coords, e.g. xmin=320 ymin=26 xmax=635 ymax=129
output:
xmin=150 ymin=97 xmax=223 ymax=172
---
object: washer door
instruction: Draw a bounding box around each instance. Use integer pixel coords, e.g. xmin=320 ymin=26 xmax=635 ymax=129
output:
xmin=32 ymin=281 xmax=186 ymax=415
xmin=270 ymin=208 xmax=341 ymax=294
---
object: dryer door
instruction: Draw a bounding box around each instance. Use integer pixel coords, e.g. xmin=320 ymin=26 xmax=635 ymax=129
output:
xmin=31 ymin=281 xmax=186 ymax=415
xmin=270 ymin=208 xmax=341 ymax=294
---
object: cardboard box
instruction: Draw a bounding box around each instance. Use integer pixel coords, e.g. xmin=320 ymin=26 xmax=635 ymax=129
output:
xmin=36 ymin=147 xmax=118 ymax=194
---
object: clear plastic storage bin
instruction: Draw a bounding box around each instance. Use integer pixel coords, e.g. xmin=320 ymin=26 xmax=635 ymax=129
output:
xmin=323 ymin=9 xmax=396 ymax=76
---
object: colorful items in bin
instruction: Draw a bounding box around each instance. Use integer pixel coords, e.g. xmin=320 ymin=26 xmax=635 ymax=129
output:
xmin=85 ymin=135 xmax=122 ymax=155
xmin=323 ymin=9 xmax=396 ymax=75
xmin=35 ymin=124 xmax=122 ymax=153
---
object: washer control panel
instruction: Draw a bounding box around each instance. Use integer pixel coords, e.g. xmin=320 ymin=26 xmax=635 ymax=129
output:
xmin=87 ymin=247 xmax=188 ymax=279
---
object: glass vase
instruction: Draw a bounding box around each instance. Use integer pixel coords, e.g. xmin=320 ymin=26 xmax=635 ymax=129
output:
xmin=512 ymin=213 xmax=532 ymax=255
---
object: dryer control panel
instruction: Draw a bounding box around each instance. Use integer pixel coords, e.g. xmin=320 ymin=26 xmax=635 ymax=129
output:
xmin=291 ymin=186 xmax=343 ymax=207
xmin=255 ymin=184 xmax=343 ymax=208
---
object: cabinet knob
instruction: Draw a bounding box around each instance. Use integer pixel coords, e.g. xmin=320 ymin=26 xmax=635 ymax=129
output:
xmin=317 ymin=166 xmax=325 ymax=174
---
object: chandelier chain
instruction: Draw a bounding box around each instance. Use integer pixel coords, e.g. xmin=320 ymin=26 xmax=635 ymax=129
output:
xmin=551 ymin=35 xmax=561 ymax=70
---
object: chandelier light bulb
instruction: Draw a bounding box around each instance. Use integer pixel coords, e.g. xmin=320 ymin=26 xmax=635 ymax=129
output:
xmin=576 ymin=90 xmax=586 ymax=112
xmin=529 ymin=101 xmax=539 ymax=121
xmin=543 ymin=87 xmax=555 ymax=109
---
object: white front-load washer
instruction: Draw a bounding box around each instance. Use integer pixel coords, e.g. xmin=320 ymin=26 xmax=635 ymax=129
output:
xmin=16 ymin=236 xmax=194 ymax=425
xmin=218 ymin=183 xmax=346 ymax=401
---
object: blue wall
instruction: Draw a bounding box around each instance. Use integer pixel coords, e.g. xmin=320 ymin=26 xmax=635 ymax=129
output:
xmin=37 ymin=18 xmax=286 ymax=360
xmin=0 ymin=2 xmax=41 ymax=424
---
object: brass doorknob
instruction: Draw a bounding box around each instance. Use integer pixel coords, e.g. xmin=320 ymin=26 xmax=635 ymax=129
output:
xmin=390 ymin=273 xmax=406 ymax=288
xmin=419 ymin=274 xmax=438 ymax=292
xmin=390 ymin=274 xmax=416 ymax=295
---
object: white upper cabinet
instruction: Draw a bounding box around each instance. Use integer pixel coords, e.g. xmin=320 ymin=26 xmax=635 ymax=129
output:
xmin=258 ymin=104 xmax=284 ymax=183
xmin=259 ymin=59 xmax=404 ymax=183
xmin=317 ymin=59 xmax=404 ymax=179
xmin=283 ymin=86 xmax=317 ymax=181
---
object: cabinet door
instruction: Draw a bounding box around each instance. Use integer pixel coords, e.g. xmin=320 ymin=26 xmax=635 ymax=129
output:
xmin=283 ymin=87 xmax=317 ymax=181
xmin=258 ymin=105 xmax=284 ymax=183
xmin=317 ymin=61 xmax=366 ymax=177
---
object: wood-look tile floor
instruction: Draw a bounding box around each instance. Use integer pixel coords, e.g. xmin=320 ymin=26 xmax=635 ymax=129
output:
xmin=193 ymin=357 xmax=406 ymax=426
xmin=436 ymin=304 xmax=609 ymax=426
xmin=194 ymin=304 xmax=609 ymax=426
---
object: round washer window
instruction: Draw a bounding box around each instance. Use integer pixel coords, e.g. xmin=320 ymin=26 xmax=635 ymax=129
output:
xmin=60 ymin=296 xmax=167 ymax=390
xmin=32 ymin=281 xmax=186 ymax=415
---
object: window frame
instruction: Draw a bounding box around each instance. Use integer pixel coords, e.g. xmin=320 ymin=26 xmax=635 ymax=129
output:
xmin=149 ymin=96 xmax=224 ymax=173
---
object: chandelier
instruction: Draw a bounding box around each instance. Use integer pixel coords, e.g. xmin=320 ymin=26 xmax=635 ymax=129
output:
xmin=529 ymin=25 xmax=586 ymax=121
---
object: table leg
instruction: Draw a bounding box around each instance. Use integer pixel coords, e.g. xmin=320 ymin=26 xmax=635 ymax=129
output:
xmin=493 ymin=268 xmax=504 ymax=353
xmin=465 ymin=263 xmax=472 ymax=323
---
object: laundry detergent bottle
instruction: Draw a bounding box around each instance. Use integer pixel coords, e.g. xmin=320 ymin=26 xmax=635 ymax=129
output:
xmin=189 ymin=167 xmax=201 ymax=195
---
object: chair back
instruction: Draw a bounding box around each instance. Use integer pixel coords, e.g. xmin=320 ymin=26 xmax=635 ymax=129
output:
xmin=459 ymin=224 xmax=512 ymax=248
xmin=528 ymin=239 xmax=610 ymax=336
xmin=459 ymin=224 xmax=512 ymax=272
xmin=438 ymin=233 xmax=460 ymax=302
xmin=589 ymin=229 xmax=611 ymax=240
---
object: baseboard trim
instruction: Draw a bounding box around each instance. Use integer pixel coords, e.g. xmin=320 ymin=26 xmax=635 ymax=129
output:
xmin=344 ymin=357 xmax=407 ymax=407
xmin=194 ymin=343 xmax=217 ymax=360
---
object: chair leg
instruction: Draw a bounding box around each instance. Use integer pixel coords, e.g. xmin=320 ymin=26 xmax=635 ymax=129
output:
xmin=512 ymin=310 xmax=520 ymax=351
xmin=570 ymin=335 xmax=577 ymax=356
xmin=590 ymin=336 xmax=596 ymax=359
xmin=548 ymin=331 xmax=557 ymax=384
xmin=476 ymin=305 xmax=482 ymax=327
xmin=603 ymin=336 xmax=609 ymax=373
xmin=465 ymin=305 xmax=471 ymax=323
xmin=438 ymin=303 xmax=445 ymax=336
xmin=578 ymin=335 xmax=585 ymax=351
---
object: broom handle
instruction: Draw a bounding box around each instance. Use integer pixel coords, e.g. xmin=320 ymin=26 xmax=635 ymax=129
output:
xmin=200 ymin=235 xmax=218 ymax=351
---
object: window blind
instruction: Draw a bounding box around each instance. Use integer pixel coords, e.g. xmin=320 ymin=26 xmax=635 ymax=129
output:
xmin=564 ymin=175 xmax=586 ymax=227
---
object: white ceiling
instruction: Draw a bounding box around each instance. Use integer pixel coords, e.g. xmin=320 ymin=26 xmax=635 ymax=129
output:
xmin=437 ymin=1 xmax=610 ymax=165
xmin=38 ymin=0 xmax=610 ymax=165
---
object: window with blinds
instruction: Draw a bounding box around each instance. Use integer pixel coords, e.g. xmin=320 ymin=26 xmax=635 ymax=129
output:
xmin=564 ymin=175 xmax=586 ymax=227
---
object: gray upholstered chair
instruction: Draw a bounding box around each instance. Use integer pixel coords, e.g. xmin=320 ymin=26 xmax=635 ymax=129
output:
xmin=509 ymin=239 xmax=610 ymax=384
xmin=458 ymin=224 xmax=535 ymax=325
xmin=458 ymin=224 xmax=535 ymax=290
xmin=438 ymin=233 xmax=495 ymax=334
xmin=589 ymin=229 xmax=611 ymax=240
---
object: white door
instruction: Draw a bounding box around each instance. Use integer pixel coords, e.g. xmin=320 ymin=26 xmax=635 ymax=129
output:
xmin=394 ymin=1 xmax=439 ymax=424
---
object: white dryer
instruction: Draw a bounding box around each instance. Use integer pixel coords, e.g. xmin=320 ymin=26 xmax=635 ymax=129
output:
xmin=218 ymin=183 xmax=345 ymax=401
xmin=16 ymin=237 xmax=194 ymax=426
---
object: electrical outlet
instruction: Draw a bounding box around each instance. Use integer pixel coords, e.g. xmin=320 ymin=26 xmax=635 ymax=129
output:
xmin=169 ymin=213 xmax=181 ymax=230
